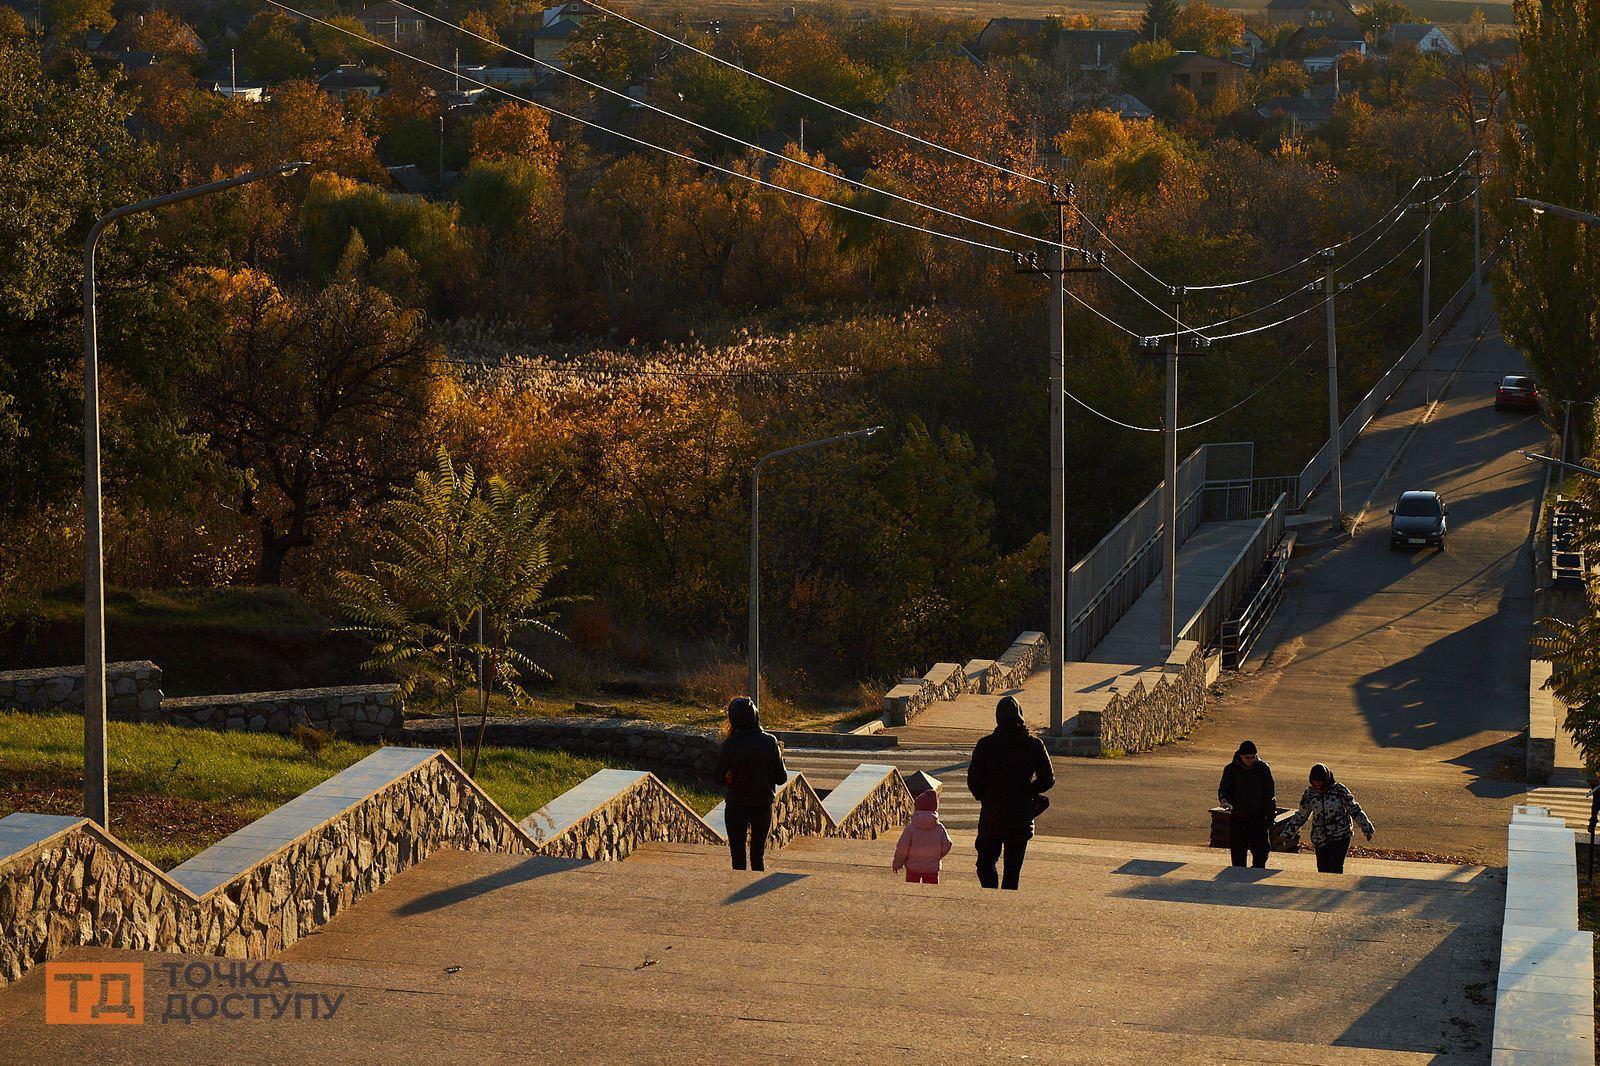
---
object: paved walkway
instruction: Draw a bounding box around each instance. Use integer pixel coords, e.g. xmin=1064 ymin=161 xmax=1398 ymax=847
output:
xmin=1029 ymin=295 xmax=1545 ymax=862
xmin=0 ymin=837 xmax=1504 ymax=1063
xmin=896 ymin=518 xmax=1260 ymax=744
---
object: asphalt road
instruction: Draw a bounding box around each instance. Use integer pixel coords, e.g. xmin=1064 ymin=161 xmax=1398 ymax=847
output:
xmin=1034 ymin=311 xmax=1548 ymax=863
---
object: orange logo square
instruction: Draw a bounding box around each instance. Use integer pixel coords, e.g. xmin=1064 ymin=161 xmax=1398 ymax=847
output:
xmin=44 ymin=962 xmax=144 ymax=1025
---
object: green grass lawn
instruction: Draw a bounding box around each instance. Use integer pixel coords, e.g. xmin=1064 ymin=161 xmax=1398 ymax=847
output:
xmin=29 ymin=585 xmax=331 ymax=630
xmin=0 ymin=710 xmax=719 ymax=871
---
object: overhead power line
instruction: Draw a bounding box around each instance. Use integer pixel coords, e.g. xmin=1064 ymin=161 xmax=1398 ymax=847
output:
xmin=392 ymin=0 xmax=1098 ymax=257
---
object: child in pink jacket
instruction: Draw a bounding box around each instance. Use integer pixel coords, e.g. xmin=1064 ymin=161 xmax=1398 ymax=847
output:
xmin=892 ymin=789 xmax=954 ymax=884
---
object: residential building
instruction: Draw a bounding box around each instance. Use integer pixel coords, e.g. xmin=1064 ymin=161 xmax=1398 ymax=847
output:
xmin=213 ymin=83 xmax=266 ymax=103
xmin=1257 ymin=95 xmax=1335 ymax=129
xmin=1264 ymin=0 xmax=1360 ymax=28
xmin=1287 ymin=23 xmax=1367 ymax=53
xmin=1161 ymin=52 xmax=1251 ymax=100
xmin=355 ymin=1 xmax=425 ymax=41
xmin=1055 ymin=29 xmax=1138 ymax=74
xmin=972 ymin=17 xmax=1051 ymax=58
xmin=1383 ymin=23 xmax=1461 ymax=55
xmin=318 ymin=64 xmax=385 ymax=101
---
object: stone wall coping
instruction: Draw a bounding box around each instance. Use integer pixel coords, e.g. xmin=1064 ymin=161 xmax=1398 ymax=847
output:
xmin=0 ymin=812 xmax=197 ymax=902
xmin=704 ymin=771 xmax=837 ymax=841
xmin=520 ymin=768 xmax=719 ymax=846
xmin=0 ymin=661 xmax=157 ymax=683
xmin=1491 ymin=806 xmax=1594 ymax=1063
xmin=163 ymin=684 xmax=398 ymax=708
xmin=821 ymin=763 xmax=899 ymax=825
xmin=165 ymin=747 xmax=517 ymax=895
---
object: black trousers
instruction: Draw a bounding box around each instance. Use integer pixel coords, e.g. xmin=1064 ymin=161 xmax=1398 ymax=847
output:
xmin=725 ymin=801 xmax=773 ymax=871
xmin=975 ymin=837 xmax=1029 ymax=890
xmin=1229 ymin=815 xmax=1271 ymax=868
xmin=1314 ymin=834 xmax=1351 ymax=874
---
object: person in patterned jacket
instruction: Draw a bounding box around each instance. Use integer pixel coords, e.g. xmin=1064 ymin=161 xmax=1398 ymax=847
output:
xmin=1280 ymin=763 xmax=1374 ymax=874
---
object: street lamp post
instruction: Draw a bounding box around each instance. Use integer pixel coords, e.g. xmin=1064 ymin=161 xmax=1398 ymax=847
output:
xmin=1521 ymin=451 xmax=1600 ymax=479
xmin=82 ymin=163 xmax=307 ymax=829
xmin=747 ymin=427 xmax=882 ymax=706
xmin=1515 ymin=197 xmax=1600 ymax=225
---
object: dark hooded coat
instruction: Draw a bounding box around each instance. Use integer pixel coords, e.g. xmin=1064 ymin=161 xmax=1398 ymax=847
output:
xmin=714 ymin=698 xmax=787 ymax=807
xmin=1217 ymin=750 xmax=1276 ymax=822
xmin=967 ymin=697 xmax=1055 ymax=841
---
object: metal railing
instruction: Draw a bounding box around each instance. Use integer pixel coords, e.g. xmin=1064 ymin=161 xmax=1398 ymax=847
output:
xmin=1178 ymin=493 xmax=1287 ymax=653
xmin=1066 ymin=447 xmax=1207 ymax=660
xmin=1295 ymin=266 xmax=1487 ymax=509
xmin=1222 ymin=535 xmax=1291 ymax=668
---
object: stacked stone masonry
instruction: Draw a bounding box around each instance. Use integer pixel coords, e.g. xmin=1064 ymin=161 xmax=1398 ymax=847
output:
xmin=162 ymin=685 xmax=402 ymax=741
xmin=0 ymin=661 xmax=162 ymax=717
xmin=525 ymin=774 xmax=720 ymax=861
xmin=884 ymin=632 xmax=1048 ymax=726
xmin=829 ymin=770 xmax=917 ymax=841
xmin=1 ymin=749 xmax=915 ymax=990
xmin=0 ymin=663 xmax=400 ymax=741
xmin=1092 ymin=640 xmax=1210 ymax=755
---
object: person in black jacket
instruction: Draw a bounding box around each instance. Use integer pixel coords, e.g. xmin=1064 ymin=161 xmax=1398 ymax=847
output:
xmin=713 ymin=697 xmax=787 ymax=871
xmin=967 ymin=695 xmax=1055 ymax=890
xmin=1217 ymin=739 xmax=1276 ymax=869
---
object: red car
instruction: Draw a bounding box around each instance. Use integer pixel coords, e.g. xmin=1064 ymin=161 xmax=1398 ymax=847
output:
xmin=1495 ymin=375 xmax=1540 ymax=413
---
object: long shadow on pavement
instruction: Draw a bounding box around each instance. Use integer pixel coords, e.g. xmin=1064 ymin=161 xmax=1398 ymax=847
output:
xmin=396 ymin=855 xmax=591 ymax=915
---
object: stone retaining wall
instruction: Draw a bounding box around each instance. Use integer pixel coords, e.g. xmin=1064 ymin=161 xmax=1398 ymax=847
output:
xmin=406 ymin=715 xmax=722 ymax=777
xmin=0 ymin=663 xmax=400 ymax=741
xmin=162 ymin=685 xmax=402 ymax=741
xmin=0 ymin=749 xmax=531 ymax=989
xmin=884 ymin=631 xmax=1049 ymax=726
xmin=0 ymin=661 xmax=162 ymax=717
xmin=706 ymin=772 xmax=836 ymax=852
xmin=523 ymin=769 xmax=720 ymax=861
xmin=824 ymin=764 xmax=916 ymax=840
xmin=1091 ymin=640 xmax=1210 ymax=755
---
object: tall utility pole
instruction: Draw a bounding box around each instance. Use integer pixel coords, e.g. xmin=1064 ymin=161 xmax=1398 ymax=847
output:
xmin=1015 ymin=185 xmax=1102 ymax=733
xmin=1421 ymin=198 xmax=1435 ymax=338
xmin=1140 ymin=291 xmax=1209 ymax=652
xmin=82 ymin=163 xmax=306 ymax=828
xmin=1311 ymin=249 xmax=1351 ymax=527
xmin=1472 ymin=152 xmax=1483 ymax=298
xmin=1162 ymin=287 xmax=1182 ymax=652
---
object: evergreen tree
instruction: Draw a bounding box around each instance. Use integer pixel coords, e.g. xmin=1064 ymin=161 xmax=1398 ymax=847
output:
xmin=1140 ymin=0 xmax=1181 ymax=42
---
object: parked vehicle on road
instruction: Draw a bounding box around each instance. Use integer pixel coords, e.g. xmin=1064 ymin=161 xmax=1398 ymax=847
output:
xmin=1494 ymin=375 xmax=1540 ymax=412
xmin=1389 ymin=490 xmax=1448 ymax=550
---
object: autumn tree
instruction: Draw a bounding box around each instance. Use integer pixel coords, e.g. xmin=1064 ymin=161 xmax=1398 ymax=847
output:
xmin=0 ymin=41 xmax=155 ymax=515
xmin=1358 ymin=0 xmax=1415 ymax=36
xmin=0 ymin=7 xmax=26 ymax=40
xmin=1170 ymin=1 xmax=1244 ymax=56
xmin=117 ymin=10 xmax=204 ymax=66
xmin=184 ymin=270 xmax=437 ymax=583
xmin=239 ymin=11 xmax=313 ymax=83
xmin=1255 ymin=58 xmax=1312 ymax=99
xmin=1496 ymin=0 xmax=1600 ymax=454
xmin=308 ymin=15 xmax=379 ymax=67
xmin=44 ymin=0 xmax=112 ymax=41
xmin=469 ymin=101 xmax=558 ymax=169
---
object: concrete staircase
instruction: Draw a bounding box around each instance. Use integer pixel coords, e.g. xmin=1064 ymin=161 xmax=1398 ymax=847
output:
xmin=1 ymin=828 xmax=1507 ymax=1063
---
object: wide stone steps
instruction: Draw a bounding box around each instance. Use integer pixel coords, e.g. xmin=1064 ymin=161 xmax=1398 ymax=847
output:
xmin=1 ymin=831 xmax=1504 ymax=1063
xmin=1526 ymin=786 xmax=1592 ymax=834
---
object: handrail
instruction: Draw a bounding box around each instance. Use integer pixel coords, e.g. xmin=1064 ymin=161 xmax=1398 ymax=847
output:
xmin=1178 ymin=493 xmax=1286 ymax=649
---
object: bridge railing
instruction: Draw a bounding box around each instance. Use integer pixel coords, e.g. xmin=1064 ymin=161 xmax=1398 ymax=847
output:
xmin=1067 ymin=446 xmax=1207 ymax=660
xmin=1178 ymin=493 xmax=1287 ymax=652
xmin=1295 ymin=265 xmax=1488 ymax=509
